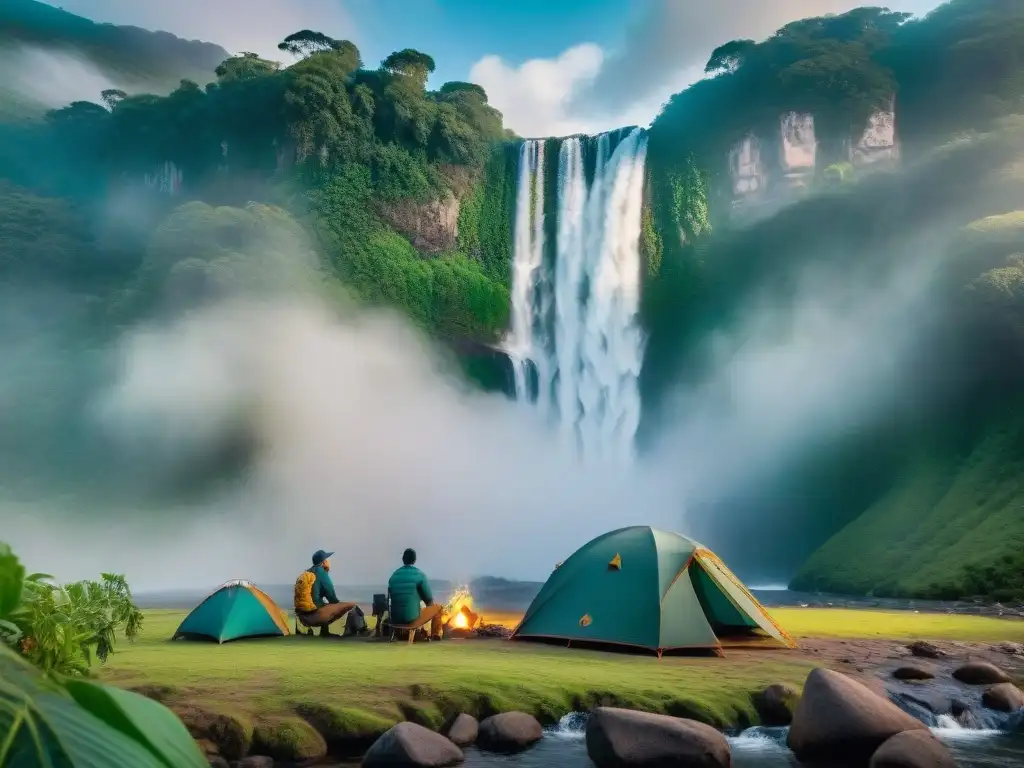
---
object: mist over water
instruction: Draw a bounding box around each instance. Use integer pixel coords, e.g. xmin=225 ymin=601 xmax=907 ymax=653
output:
xmin=0 ymin=44 xmax=117 ymax=108
xmin=4 ymin=118 xmax=1023 ymax=591
xmin=2 ymin=291 xmax=677 ymax=591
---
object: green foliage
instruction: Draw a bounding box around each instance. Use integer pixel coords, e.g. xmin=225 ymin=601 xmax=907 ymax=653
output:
xmin=12 ymin=572 xmax=144 ymax=677
xmin=308 ymin=163 xmax=509 ymax=340
xmin=0 ymin=543 xmax=205 ymax=766
xmin=382 ymin=48 xmax=436 ymax=88
xmin=475 ymin=144 xmax=518 ymax=283
xmin=277 ymin=30 xmax=357 ymax=62
xmin=215 ymin=52 xmax=280 ymax=83
xmin=792 ymin=399 xmax=1024 ymax=601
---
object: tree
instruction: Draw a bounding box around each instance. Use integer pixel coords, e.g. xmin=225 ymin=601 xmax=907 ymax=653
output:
xmin=215 ymin=52 xmax=280 ymax=82
xmin=100 ymin=88 xmax=127 ymax=110
xmin=704 ymin=40 xmax=755 ymax=75
xmin=382 ymin=48 xmax=436 ymax=87
xmin=439 ymin=81 xmax=489 ymax=102
xmin=277 ymin=29 xmax=360 ymax=67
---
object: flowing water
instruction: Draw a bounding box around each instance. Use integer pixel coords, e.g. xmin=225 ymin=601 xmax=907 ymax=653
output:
xmin=457 ymin=715 xmax=1024 ymax=767
xmin=506 ymin=129 xmax=648 ymax=464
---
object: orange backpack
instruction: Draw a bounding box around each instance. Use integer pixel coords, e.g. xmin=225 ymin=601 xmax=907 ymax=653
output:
xmin=294 ymin=570 xmax=317 ymax=613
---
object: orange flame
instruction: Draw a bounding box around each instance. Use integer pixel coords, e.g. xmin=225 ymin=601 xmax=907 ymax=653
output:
xmin=444 ymin=586 xmax=479 ymax=630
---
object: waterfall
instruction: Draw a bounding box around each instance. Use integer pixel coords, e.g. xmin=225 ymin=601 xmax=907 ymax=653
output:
xmin=508 ymin=128 xmax=648 ymax=463
xmin=507 ymin=139 xmax=547 ymax=409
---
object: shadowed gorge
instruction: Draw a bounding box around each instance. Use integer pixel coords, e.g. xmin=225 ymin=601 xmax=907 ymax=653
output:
xmin=3 ymin=0 xmax=1024 ymax=600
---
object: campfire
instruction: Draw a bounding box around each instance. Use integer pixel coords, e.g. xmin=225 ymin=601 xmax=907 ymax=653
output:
xmin=443 ymin=586 xmax=480 ymax=635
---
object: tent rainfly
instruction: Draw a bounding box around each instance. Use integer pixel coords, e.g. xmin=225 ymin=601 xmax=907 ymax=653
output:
xmin=173 ymin=580 xmax=290 ymax=643
xmin=511 ymin=526 xmax=795 ymax=656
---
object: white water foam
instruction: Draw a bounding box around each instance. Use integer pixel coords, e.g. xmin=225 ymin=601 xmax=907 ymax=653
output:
xmin=512 ymin=129 xmax=648 ymax=465
xmin=507 ymin=139 xmax=546 ymax=410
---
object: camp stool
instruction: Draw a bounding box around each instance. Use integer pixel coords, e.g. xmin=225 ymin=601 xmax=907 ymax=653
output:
xmin=389 ymin=620 xmax=432 ymax=644
xmin=386 ymin=592 xmax=432 ymax=644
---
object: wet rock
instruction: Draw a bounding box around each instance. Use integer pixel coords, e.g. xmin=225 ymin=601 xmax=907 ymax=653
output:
xmin=897 ymin=690 xmax=950 ymax=716
xmin=892 ymin=665 xmax=935 ymax=681
xmin=997 ymin=641 xmax=1024 ymax=656
xmin=869 ymin=730 xmax=956 ymax=768
xmin=906 ymin=641 xmax=944 ymax=659
xmin=982 ymin=683 xmax=1024 ymax=712
xmin=787 ymin=668 xmax=928 ymax=763
xmin=235 ymin=758 xmax=273 ymax=768
xmin=477 ymin=712 xmax=543 ymax=753
xmin=585 ymin=707 xmax=731 ymax=768
xmin=952 ymin=661 xmax=1011 ymax=685
xmin=956 ymin=709 xmax=981 ymax=729
xmin=445 ymin=714 xmax=479 ymax=746
xmin=361 ymin=722 xmax=463 ymax=767
xmin=753 ymin=684 xmax=799 ymax=726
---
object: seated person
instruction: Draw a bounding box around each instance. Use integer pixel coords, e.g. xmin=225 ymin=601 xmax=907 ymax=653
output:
xmin=294 ymin=549 xmax=357 ymax=637
xmin=387 ymin=548 xmax=443 ymax=640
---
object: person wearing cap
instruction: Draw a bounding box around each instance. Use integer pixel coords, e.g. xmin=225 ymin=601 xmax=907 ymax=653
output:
xmin=387 ymin=548 xmax=443 ymax=640
xmin=293 ymin=549 xmax=357 ymax=637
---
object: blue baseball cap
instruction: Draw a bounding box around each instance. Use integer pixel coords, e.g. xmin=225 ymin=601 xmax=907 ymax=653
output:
xmin=312 ymin=549 xmax=334 ymax=566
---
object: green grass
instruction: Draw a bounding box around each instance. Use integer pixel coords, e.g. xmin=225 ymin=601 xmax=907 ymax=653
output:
xmin=102 ymin=611 xmax=811 ymax=735
xmin=772 ymin=608 xmax=1024 ymax=641
xmin=96 ymin=606 xmax=1024 ymax=751
xmin=793 ymin=404 xmax=1024 ymax=600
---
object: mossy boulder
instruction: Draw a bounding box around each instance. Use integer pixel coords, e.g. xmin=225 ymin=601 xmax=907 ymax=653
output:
xmin=173 ymin=705 xmax=252 ymax=761
xmin=294 ymin=702 xmax=397 ymax=757
xmin=252 ymin=717 xmax=327 ymax=762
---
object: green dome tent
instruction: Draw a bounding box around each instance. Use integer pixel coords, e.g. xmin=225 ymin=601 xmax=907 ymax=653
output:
xmin=173 ymin=580 xmax=291 ymax=643
xmin=510 ymin=526 xmax=795 ymax=656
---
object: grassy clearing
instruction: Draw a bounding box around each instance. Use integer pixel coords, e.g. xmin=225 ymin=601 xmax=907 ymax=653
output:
xmin=771 ymin=608 xmax=1024 ymax=641
xmin=101 ymin=611 xmax=811 ymax=736
xmin=95 ymin=606 xmax=1024 ymax=752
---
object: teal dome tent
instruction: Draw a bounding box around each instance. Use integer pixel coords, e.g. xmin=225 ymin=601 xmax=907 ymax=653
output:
xmin=173 ymin=580 xmax=291 ymax=643
xmin=511 ymin=527 xmax=795 ymax=656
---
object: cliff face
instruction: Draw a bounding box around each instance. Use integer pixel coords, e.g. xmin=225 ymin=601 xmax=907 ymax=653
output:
xmin=379 ymin=188 xmax=462 ymax=255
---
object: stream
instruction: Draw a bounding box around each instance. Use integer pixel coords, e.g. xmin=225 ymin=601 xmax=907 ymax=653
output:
xmin=453 ymin=714 xmax=1024 ymax=767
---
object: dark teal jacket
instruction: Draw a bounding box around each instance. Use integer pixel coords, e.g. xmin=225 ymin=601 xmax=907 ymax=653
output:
xmin=388 ymin=565 xmax=432 ymax=624
xmin=311 ymin=564 xmax=339 ymax=606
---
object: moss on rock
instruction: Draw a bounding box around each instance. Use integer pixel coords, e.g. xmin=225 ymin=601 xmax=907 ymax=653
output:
xmin=252 ymin=717 xmax=328 ymax=762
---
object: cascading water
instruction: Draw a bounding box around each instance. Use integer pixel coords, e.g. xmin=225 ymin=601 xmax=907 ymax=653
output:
xmin=507 ymin=139 xmax=546 ymax=411
xmin=507 ymin=128 xmax=648 ymax=464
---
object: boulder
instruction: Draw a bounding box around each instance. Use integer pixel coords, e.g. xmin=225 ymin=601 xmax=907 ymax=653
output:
xmin=952 ymin=661 xmax=1011 ymax=685
xmin=982 ymin=683 xmax=1024 ymax=712
xmin=752 ymin=684 xmax=799 ymax=726
xmin=361 ymin=722 xmax=463 ymax=767
xmin=898 ymin=690 xmax=950 ymax=716
xmin=585 ymin=707 xmax=731 ymax=768
xmin=477 ymin=712 xmax=543 ymax=753
xmin=787 ymin=668 xmax=929 ymax=763
xmin=869 ymin=730 xmax=956 ymax=768
xmin=906 ymin=641 xmax=944 ymax=659
xmin=891 ymin=665 xmax=934 ymax=681
xmin=445 ymin=714 xmax=479 ymax=747
xmin=174 ymin=706 xmax=251 ymax=761
xmin=251 ymin=718 xmax=327 ymax=762
xmin=235 ymin=758 xmax=274 ymax=768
